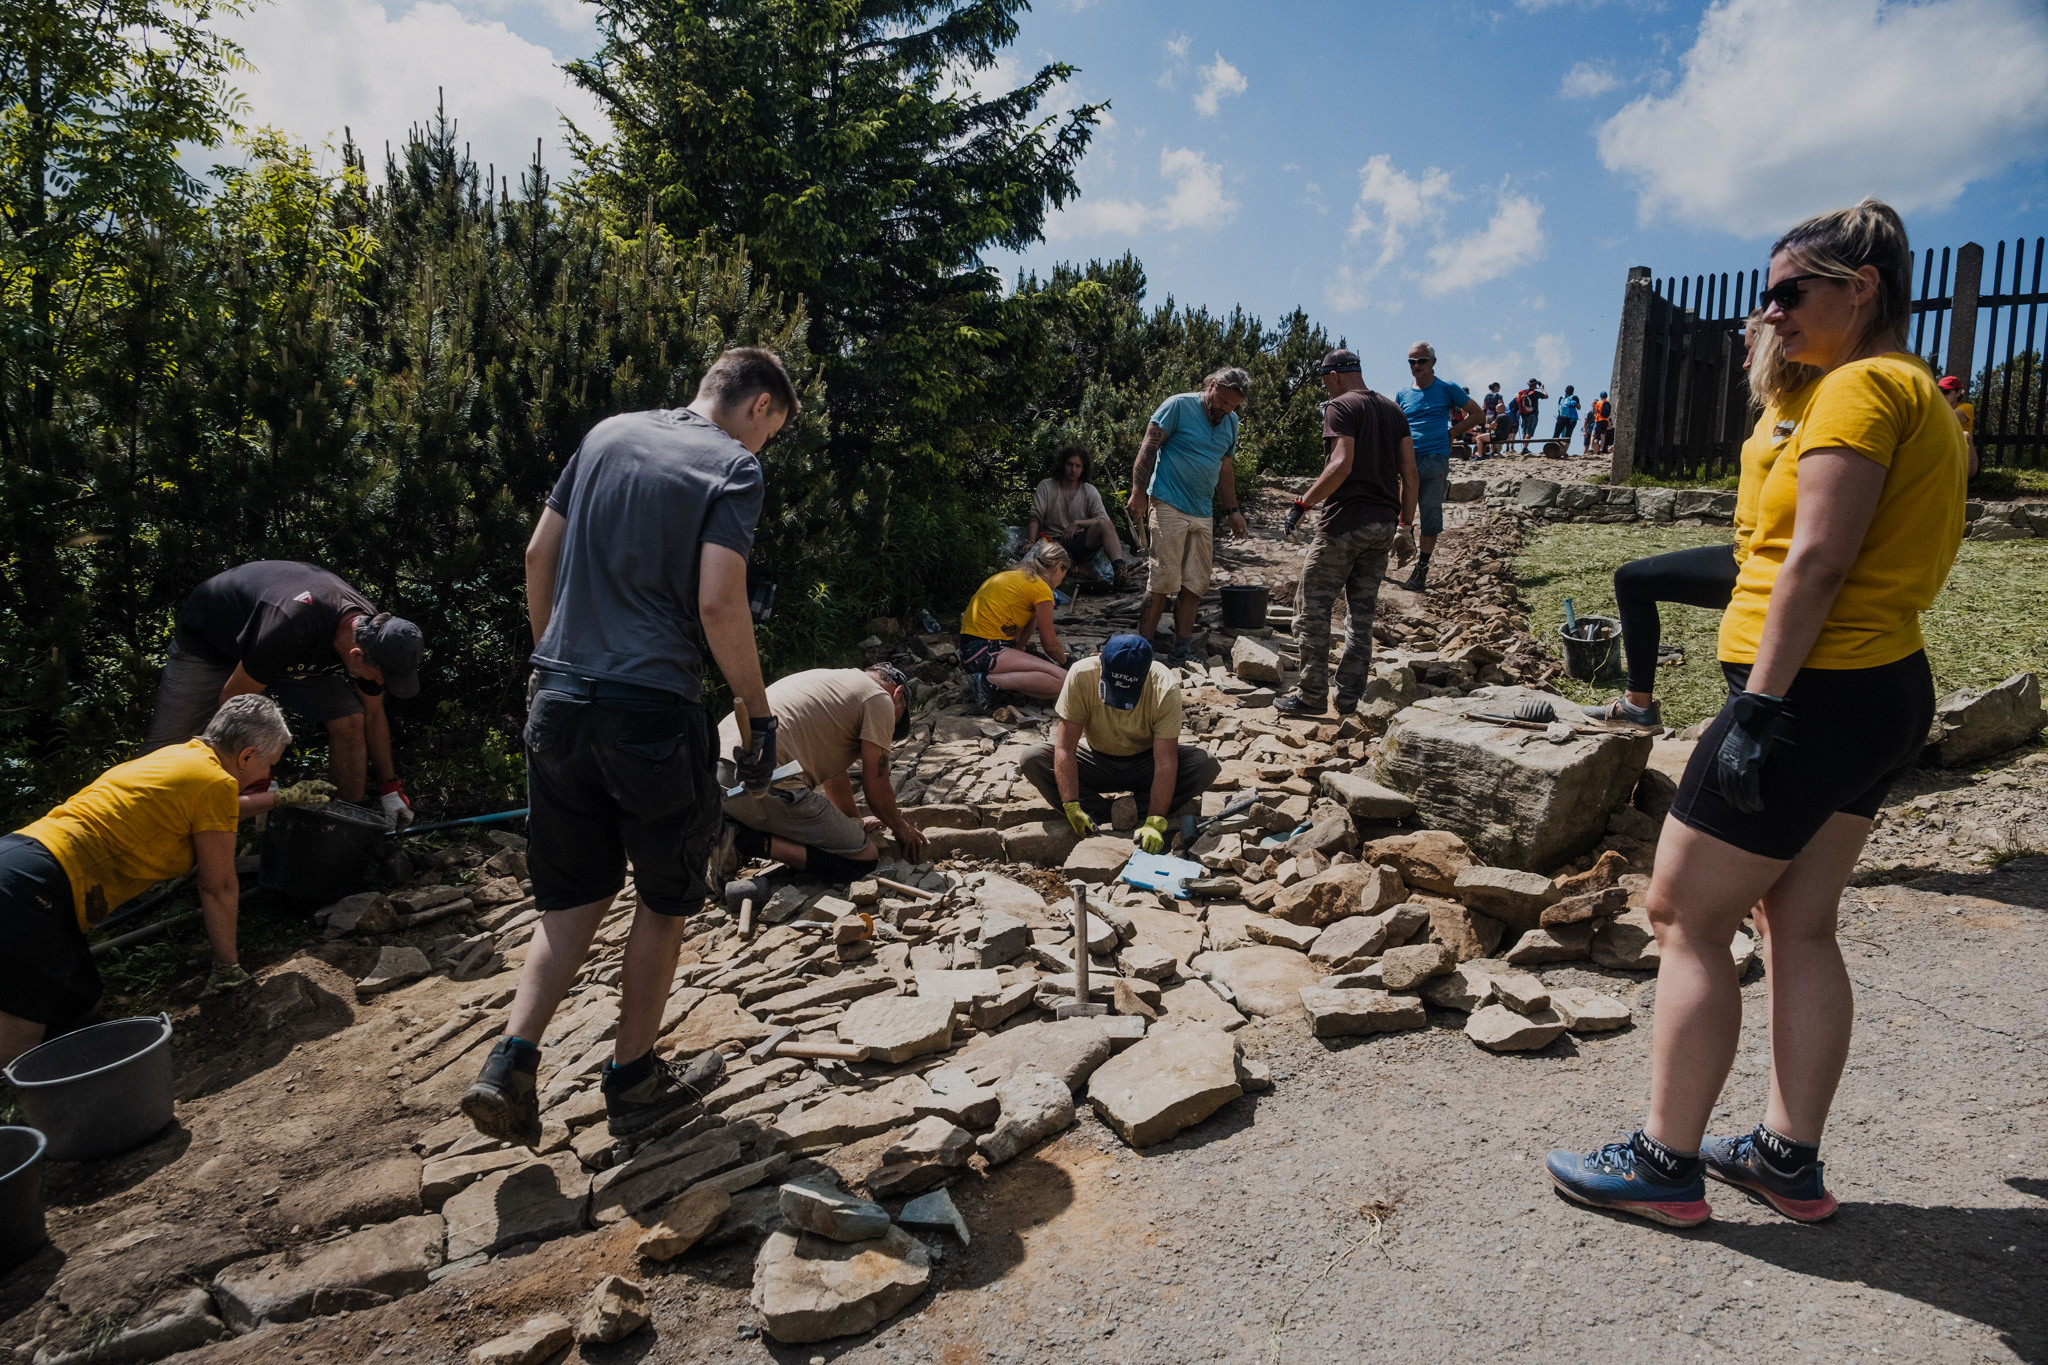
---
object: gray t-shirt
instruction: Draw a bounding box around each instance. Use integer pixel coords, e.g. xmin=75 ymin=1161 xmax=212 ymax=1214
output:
xmin=532 ymin=408 xmax=764 ymax=699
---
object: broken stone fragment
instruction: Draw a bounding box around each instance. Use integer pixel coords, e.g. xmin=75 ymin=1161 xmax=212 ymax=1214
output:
xmin=958 ymin=1017 xmax=1113 ymax=1092
xmin=1377 ymin=942 xmax=1454 ymax=991
xmin=634 ymin=1185 xmax=732 ymax=1262
xmin=575 ymin=1275 xmax=650 ymax=1345
xmin=355 ymin=945 xmax=432 ymax=997
xmin=320 ymin=891 xmax=398 ymax=937
xmin=977 ymin=1072 xmax=1077 ymax=1165
xmin=1420 ymin=961 xmax=1500 ymax=1012
xmin=1361 ymin=831 xmax=1475 ymax=894
xmin=1546 ymin=986 xmax=1632 ymax=1032
xmin=1112 ymin=978 xmax=1160 ymax=1019
xmin=1231 ymin=635 xmax=1284 ymax=684
xmin=1086 ymin=1023 xmax=1243 ymax=1147
xmin=1116 ymin=943 xmax=1178 ymax=981
xmin=1465 ymin=1003 xmax=1568 ymax=1052
xmin=1502 ymin=923 xmax=1594 ymax=965
xmin=1591 ymin=907 xmax=1660 ymax=970
xmin=1426 ymin=900 xmax=1506 ymax=962
xmin=898 ymin=1188 xmax=970 ymax=1245
xmin=1064 ymin=835 xmax=1133 ymax=884
xmin=213 ymin=1214 xmax=447 ymax=1332
xmin=751 ymin=1226 xmax=932 ymax=1344
xmin=1190 ymin=946 xmax=1321 ymax=1019
xmin=1297 ymin=987 xmax=1427 ymax=1038
xmin=1269 ymin=862 xmax=1405 ymax=927
xmin=1540 ymin=884 xmax=1629 ymax=927
xmin=1247 ymin=917 xmax=1321 ymax=952
xmin=1487 ymin=969 xmax=1551 ymax=1015
xmin=779 ymin=1182 xmax=892 ymax=1242
xmin=1317 ymin=771 xmax=1418 ymax=824
xmin=1450 ymin=866 xmax=1558 ymax=931
xmin=975 ymin=910 xmax=1031 ymax=966
xmin=775 ymin=1076 xmax=932 ymax=1149
xmin=882 ymin=1116 xmax=975 ymax=1168
xmin=918 ymin=1066 xmax=1002 ymax=1130
xmin=469 ymin=1314 xmax=574 ymax=1365
xmin=836 ymin=993 xmax=955 ymax=1064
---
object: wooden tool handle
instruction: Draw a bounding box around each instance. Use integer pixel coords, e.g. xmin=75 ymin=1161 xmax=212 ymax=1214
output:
xmin=734 ymin=698 xmax=756 ymax=755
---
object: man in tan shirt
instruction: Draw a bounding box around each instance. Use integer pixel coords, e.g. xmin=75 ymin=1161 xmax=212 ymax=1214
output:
xmin=1025 ymin=443 xmax=1130 ymax=591
xmin=710 ymin=664 xmax=924 ymax=884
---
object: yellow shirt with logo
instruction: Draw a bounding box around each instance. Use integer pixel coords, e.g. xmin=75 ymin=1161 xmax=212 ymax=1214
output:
xmin=1054 ymin=657 xmax=1182 ymax=758
xmin=960 ymin=570 xmax=1054 ymax=642
xmin=1719 ymin=353 xmax=1966 ymax=670
xmin=19 ymin=740 xmax=241 ymax=931
xmin=1732 ymin=380 xmax=1818 ymax=567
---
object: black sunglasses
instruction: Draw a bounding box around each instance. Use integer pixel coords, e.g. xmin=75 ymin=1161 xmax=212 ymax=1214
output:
xmin=1757 ymin=273 xmax=1831 ymax=312
xmin=1407 ymin=357 xmax=1433 ymax=366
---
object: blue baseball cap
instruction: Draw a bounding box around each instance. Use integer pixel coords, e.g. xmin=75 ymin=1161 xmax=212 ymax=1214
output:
xmin=1099 ymin=634 xmax=1153 ymax=710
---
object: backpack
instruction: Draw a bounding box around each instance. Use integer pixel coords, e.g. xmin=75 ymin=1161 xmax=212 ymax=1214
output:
xmin=1483 ymin=391 xmax=1503 ymax=416
xmin=1517 ymin=389 xmax=1538 ymax=415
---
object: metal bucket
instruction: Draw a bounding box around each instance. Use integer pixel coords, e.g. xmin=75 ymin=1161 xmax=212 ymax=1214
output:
xmin=4 ymin=1015 xmax=175 ymax=1162
xmin=0 ymin=1127 xmax=48 ymax=1268
xmin=260 ymin=800 xmax=390 ymax=901
xmin=1557 ymin=614 xmax=1624 ymax=683
xmin=1219 ymin=584 xmax=1270 ymax=631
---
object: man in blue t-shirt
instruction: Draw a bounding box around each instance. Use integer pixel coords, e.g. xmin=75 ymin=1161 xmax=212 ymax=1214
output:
xmin=1554 ymin=386 xmax=1582 ymax=452
xmin=1128 ymin=368 xmax=1251 ymax=664
xmin=1393 ymin=341 xmax=1482 ymax=591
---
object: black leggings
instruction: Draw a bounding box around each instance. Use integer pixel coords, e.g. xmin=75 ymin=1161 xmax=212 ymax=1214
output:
xmin=1614 ymin=544 xmax=1739 ymax=694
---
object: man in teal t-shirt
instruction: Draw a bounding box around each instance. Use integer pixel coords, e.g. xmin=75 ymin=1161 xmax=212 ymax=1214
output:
xmin=1393 ymin=341 xmax=1482 ymax=591
xmin=1128 ymin=368 xmax=1251 ymax=664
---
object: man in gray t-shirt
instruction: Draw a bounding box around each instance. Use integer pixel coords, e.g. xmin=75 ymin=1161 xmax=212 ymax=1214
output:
xmin=462 ymin=347 xmax=797 ymax=1154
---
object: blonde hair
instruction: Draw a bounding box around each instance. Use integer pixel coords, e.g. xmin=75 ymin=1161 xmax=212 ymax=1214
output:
xmin=1016 ymin=540 xmax=1071 ymax=582
xmin=1770 ymin=198 xmax=1912 ymax=356
xmin=1744 ymin=308 xmax=1823 ymax=411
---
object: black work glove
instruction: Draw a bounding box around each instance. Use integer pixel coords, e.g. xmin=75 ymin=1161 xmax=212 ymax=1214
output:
xmin=1715 ymin=691 xmax=1786 ymax=815
xmin=1284 ymin=500 xmax=1308 ymax=537
xmin=735 ymin=714 xmax=779 ymax=794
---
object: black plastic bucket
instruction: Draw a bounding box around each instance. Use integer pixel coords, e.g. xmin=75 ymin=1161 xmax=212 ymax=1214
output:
xmin=4 ymin=1015 xmax=174 ymax=1162
xmin=1219 ymin=584 xmax=1270 ymax=630
xmin=260 ymin=800 xmax=390 ymax=901
xmin=1557 ymin=614 xmax=1624 ymax=682
xmin=0 ymin=1128 xmax=47 ymax=1268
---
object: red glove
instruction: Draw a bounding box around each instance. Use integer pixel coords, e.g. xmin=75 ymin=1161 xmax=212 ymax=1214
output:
xmin=379 ymin=778 xmax=414 ymax=828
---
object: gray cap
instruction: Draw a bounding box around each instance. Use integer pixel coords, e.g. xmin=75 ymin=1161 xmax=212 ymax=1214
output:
xmin=358 ymin=615 xmax=424 ymax=699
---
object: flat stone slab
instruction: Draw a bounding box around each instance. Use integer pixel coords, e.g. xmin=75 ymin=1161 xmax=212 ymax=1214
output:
xmin=1086 ymin=1024 xmax=1243 ymax=1148
xmin=1318 ymin=771 xmax=1417 ymax=822
xmin=977 ymin=1072 xmax=1077 ymax=1165
xmin=775 ymin=1076 xmax=932 ymax=1149
xmin=1156 ymin=979 xmax=1246 ymax=1031
xmin=1271 ymin=863 xmax=1406 ymax=927
xmin=1466 ymin=1003 xmax=1568 ymax=1052
xmin=666 ymin=993 xmax=776 ymax=1052
xmin=1548 ymin=986 xmax=1633 ymax=1032
xmin=1591 ymin=907 xmax=1660 ymax=969
xmin=635 ymin=1186 xmax=732 ymax=1262
xmin=958 ymin=1017 xmax=1113 ymax=1092
xmin=213 ymin=1214 xmax=446 ymax=1331
xmin=837 ymin=994 xmax=956 ymax=1063
xmin=1065 ymin=835 xmax=1134 ymax=883
xmin=1298 ymin=987 xmax=1427 ymax=1038
xmin=779 ymin=1182 xmax=892 ymax=1242
xmin=751 ymin=1226 xmax=931 ymax=1344
xmin=443 ymin=1154 xmax=589 ymax=1259
xmin=1190 ymin=947 xmax=1322 ymax=1019
xmin=471 ymin=1314 xmax=574 ymax=1365
xmin=356 ymin=946 xmax=431 ymax=997
xmin=1362 ymin=831 xmax=1476 ymax=893
xmin=1502 ymin=923 xmax=1593 ymax=965
xmin=1246 ymin=917 xmax=1321 ymax=952
xmin=1451 ymin=866 xmax=1558 ymax=932
xmin=1378 ymin=942 xmax=1454 ymax=990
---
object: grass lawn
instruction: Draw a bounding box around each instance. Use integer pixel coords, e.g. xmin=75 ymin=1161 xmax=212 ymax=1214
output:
xmin=1515 ymin=524 xmax=2048 ymax=731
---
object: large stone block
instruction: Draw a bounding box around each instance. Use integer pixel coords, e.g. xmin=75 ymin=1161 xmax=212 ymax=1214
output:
xmin=751 ymin=1226 xmax=931 ymax=1344
xmin=1925 ymin=672 xmax=2043 ymax=766
xmin=213 ymin=1215 xmax=446 ymax=1331
xmin=1190 ymin=947 xmax=1322 ymax=1019
xmin=1231 ymin=635 xmax=1285 ymax=684
xmin=1086 ymin=1024 xmax=1242 ymax=1147
xmin=1451 ymin=865 xmax=1558 ymax=931
xmin=1375 ymin=690 xmax=1653 ymax=870
xmin=1270 ymin=862 xmax=1405 ymax=927
xmin=1297 ymin=988 xmax=1427 ymax=1038
xmin=444 ymin=1155 xmax=589 ymax=1260
xmin=1001 ymin=820 xmax=1083 ymax=865
xmin=1362 ymin=831 xmax=1475 ymax=893
xmin=1318 ymin=771 xmax=1417 ymax=824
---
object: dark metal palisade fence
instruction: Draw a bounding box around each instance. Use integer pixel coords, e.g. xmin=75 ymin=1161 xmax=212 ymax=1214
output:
xmin=1608 ymin=237 xmax=2047 ymax=482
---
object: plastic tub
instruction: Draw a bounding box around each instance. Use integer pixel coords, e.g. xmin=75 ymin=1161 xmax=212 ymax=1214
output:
xmin=0 ymin=1128 xmax=48 ymax=1268
xmin=4 ymin=1015 xmax=175 ymax=1162
xmin=1219 ymin=584 xmax=1270 ymax=631
xmin=1557 ymin=614 xmax=1623 ymax=683
xmin=260 ymin=800 xmax=390 ymax=901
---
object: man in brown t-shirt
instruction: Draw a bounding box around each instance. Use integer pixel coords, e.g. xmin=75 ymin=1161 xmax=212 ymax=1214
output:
xmin=1276 ymin=350 xmax=1419 ymax=716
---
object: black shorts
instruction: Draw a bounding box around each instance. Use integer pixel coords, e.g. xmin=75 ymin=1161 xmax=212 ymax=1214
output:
xmin=0 ymin=835 xmax=101 ymax=1027
xmin=1670 ymin=651 xmax=1934 ymax=860
xmin=958 ymin=635 xmax=1007 ymax=675
xmin=523 ymin=692 xmax=721 ymax=917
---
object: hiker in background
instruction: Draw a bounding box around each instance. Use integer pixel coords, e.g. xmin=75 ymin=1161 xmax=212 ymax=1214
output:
xmin=1129 ymin=368 xmax=1252 ymax=665
xmin=1018 ymin=634 xmax=1220 ymax=847
xmin=958 ymin=540 xmax=1073 ymax=711
xmin=1515 ymin=378 xmax=1548 ymax=444
xmin=1476 ymin=382 xmax=1507 ymax=458
xmin=1586 ymin=311 xmax=1820 ymax=729
xmin=1588 ymin=392 xmax=1614 ymax=455
xmin=1490 ymin=387 xmax=1519 ymax=455
xmin=1937 ymin=375 xmax=1980 ymax=476
xmin=1279 ymin=350 xmax=1418 ymax=713
xmin=1 ymin=695 xmax=299 ymax=1062
xmin=1394 ymin=342 xmax=1481 ymax=590
xmin=143 ymin=561 xmax=425 ymax=825
xmin=1026 ymin=443 xmax=1132 ymax=592
xmin=463 ymin=346 xmax=798 ymax=1150
xmin=1555 ymin=386 xmax=1582 ymax=452
xmin=711 ymin=663 xmax=924 ymax=884
xmin=1548 ymin=199 xmax=1965 ymax=1230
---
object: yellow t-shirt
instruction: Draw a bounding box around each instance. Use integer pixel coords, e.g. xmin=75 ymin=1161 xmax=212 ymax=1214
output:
xmin=1732 ymin=380 xmax=1818 ymax=567
xmin=960 ymin=570 xmax=1054 ymax=642
xmin=19 ymin=740 xmax=241 ymax=931
xmin=1054 ymin=657 xmax=1183 ymax=758
xmin=1718 ymin=353 xmax=1966 ymax=670
xmin=1953 ymin=400 xmax=1974 ymax=435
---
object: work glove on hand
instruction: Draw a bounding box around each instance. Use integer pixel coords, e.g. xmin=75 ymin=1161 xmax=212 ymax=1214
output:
xmin=1392 ymin=525 xmax=1417 ymax=567
xmin=379 ymin=778 xmax=414 ymax=829
xmin=1134 ymin=815 xmax=1168 ymax=856
xmin=1284 ymin=500 xmax=1308 ymax=538
xmin=1062 ymin=801 xmax=1096 ymax=838
xmin=203 ymin=961 xmax=251 ymax=997
xmin=1716 ymin=691 xmax=1786 ymax=815
xmin=274 ymin=779 xmax=336 ymax=808
xmin=734 ymin=715 xmax=780 ymax=794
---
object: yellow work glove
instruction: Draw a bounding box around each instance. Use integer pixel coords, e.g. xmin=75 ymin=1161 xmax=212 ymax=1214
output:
xmin=203 ymin=961 xmax=251 ymax=997
xmin=274 ymin=779 xmax=336 ymax=808
xmin=1062 ymin=801 xmax=1096 ymax=837
xmin=1135 ymin=815 xmax=1168 ymax=855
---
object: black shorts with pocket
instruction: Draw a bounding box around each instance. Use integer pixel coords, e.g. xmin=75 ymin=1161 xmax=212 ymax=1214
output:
xmin=524 ymin=691 xmax=721 ymax=917
xmin=1670 ymin=651 xmax=1934 ymax=860
xmin=0 ymin=834 xmax=102 ymax=1027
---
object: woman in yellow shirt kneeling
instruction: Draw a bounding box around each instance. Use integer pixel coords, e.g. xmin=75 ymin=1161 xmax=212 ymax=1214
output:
xmin=958 ymin=541 xmax=1073 ymax=709
xmin=1546 ymin=199 xmax=1966 ymax=1229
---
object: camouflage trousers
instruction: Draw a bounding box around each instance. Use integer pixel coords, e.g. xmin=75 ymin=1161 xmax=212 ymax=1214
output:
xmin=1294 ymin=521 xmax=1395 ymax=706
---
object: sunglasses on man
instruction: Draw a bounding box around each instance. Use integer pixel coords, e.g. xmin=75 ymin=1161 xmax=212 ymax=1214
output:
xmin=1757 ymin=273 xmax=1831 ymax=312
xmin=1407 ymin=357 xmax=1434 ymax=367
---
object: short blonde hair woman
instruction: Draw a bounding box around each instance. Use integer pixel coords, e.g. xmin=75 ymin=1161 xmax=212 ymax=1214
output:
xmin=957 ymin=540 xmax=1072 ymax=709
xmin=1550 ymin=199 xmax=1966 ymax=1228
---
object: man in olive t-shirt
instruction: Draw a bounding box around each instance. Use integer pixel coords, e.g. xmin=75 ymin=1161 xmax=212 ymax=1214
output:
xmin=1277 ymin=350 xmax=1419 ymax=717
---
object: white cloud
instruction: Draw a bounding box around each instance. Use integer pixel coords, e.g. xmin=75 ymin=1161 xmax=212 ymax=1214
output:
xmin=1532 ymin=333 xmax=1572 ymax=381
xmin=1164 ymin=32 xmax=1192 ymax=60
xmin=1046 ymin=146 xmax=1237 ymax=240
xmin=1192 ymin=54 xmax=1247 ymax=117
xmin=1347 ymin=154 xmax=1453 ymax=270
xmin=1445 ymin=335 xmax=1573 ymax=390
xmin=218 ymin=0 xmax=604 ymax=181
xmin=1597 ymin=0 xmax=2048 ymax=236
xmin=1559 ymin=61 xmax=1620 ymax=99
xmin=1157 ymin=31 xmax=1190 ymax=89
xmin=1423 ymin=193 xmax=1546 ymax=296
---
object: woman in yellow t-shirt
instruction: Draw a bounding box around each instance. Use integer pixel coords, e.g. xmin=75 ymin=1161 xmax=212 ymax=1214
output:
xmin=958 ymin=541 xmax=1073 ymax=708
xmin=1937 ymin=374 xmax=1980 ymax=476
xmin=1 ymin=695 xmax=297 ymax=1064
xmin=1548 ymin=199 xmax=1966 ymax=1231
xmin=1587 ymin=314 xmax=1820 ymax=728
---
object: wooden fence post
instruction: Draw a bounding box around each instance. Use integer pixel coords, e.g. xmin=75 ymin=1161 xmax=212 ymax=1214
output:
xmin=1609 ymin=266 xmax=1654 ymax=482
xmin=1945 ymin=242 xmax=1984 ymax=384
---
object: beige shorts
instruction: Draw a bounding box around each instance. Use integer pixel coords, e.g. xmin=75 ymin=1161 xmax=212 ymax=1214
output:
xmin=721 ymin=782 xmax=871 ymax=858
xmin=1147 ymin=501 xmax=1215 ymax=597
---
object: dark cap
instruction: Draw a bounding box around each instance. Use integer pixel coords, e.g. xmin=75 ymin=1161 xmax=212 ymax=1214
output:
xmin=1319 ymin=349 xmax=1362 ymax=375
xmin=870 ymin=663 xmax=913 ymax=740
xmin=1099 ymin=634 xmax=1154 ymax=710
xmin=357 ymin=615 xmax=423 ymax=699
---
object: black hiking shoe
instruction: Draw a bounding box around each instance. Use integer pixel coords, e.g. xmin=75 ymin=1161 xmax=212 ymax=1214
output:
xmin=969 ymin=673 xmax=996 ymax=716
xmin=461 ymin=1038 xmax=542 ymax=1150
xmin=605 ymin=1048 xmax=726 ymax=1140
xmin=1398 ymin=564 xmax=1429 ymax=592
xmin=1273 ymin=692 xmax=1326 ymax=716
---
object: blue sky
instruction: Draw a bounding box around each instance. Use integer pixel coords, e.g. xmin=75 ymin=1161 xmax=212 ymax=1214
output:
xmin=222 ymin=0 xmax=2048 ymax=404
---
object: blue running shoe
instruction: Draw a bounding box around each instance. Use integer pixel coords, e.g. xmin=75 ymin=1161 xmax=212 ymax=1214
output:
xmin=1546 ymin=1134 xmax=1712 ymax=1227
xmin=1702 ymin=1131 xmax=1838 ymax=1222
